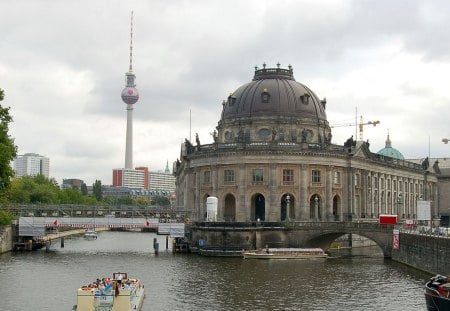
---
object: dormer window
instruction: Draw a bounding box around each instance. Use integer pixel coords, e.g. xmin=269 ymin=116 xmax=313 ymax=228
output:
xmin=228 ymin=95 xmax=236 ymax=106
xmin=300 ymin=93 xmax=310 ymax=105
xmin=261 ymin=88 xmax=270 ymax=103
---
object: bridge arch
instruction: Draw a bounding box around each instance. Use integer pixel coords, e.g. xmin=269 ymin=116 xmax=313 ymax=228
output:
xmin=251 ymin=193 xmax=265 ymax=221
xmin=291 ymin=224 xmax=394 ymax=257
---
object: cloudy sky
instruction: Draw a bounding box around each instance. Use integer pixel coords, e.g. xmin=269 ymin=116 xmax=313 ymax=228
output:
xmin=1 ymin=0 xmax=450 ymax=186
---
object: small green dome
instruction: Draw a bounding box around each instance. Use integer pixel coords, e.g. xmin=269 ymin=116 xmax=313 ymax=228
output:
xmin=377 ymin=134 xmax=404 ymax=160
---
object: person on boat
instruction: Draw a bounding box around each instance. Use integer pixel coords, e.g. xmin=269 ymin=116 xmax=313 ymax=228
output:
xmin=117 ymin=273 xmax=123 ymax=285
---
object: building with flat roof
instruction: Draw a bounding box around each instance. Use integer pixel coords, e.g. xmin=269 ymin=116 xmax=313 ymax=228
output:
xmin=149 ymin=163 xmax=175 ymax=196
xmin=13 ymin=153 xmax=50 ymax=178
xmin=113 ymin=167 xmax=149 ymax=190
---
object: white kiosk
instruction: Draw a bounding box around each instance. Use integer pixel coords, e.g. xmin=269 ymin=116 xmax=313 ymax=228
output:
xmin=206 ymin=197 xmax=218 ymax=222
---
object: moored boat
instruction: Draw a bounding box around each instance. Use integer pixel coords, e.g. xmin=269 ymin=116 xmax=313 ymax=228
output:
xmin=83 ymin=229 xmax=98 ymax=240
xmin=73 ymin=272 xmax=145 ymax=311
xmin=424 ymin=275 xmax=450 ymax=311
xmin=242 ymin=247 xmax=328 ymax=259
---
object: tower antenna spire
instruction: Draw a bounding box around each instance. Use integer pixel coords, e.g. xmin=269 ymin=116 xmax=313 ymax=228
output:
xmin=129 ymin=10 xmax=134 ymax=72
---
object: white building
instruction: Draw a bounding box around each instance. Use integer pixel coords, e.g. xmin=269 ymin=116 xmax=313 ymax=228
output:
xmin=113 ymin=167 xmax=148 ymax=190
xmin=13 ymin=153 xmax=50 ymax=178
xmin=149 ymin=162 xmax=175 ymax=196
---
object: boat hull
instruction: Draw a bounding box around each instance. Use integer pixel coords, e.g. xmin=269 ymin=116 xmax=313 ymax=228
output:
xmin=242 ymin=248 xmax=328 ymax=260
xmin=424 ymin=289 xmax=450 ymax=311
xmin=424 ymin=275 xmax=450 ymax=311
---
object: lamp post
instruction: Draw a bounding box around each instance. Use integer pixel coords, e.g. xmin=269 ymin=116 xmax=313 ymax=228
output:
xmin=314 ymin=195 xmax=319 ymax=221
xmin=286 ymin=194 xmax=290 ymax=222
xmin=442 ymin=138 xmax=449 ymax=144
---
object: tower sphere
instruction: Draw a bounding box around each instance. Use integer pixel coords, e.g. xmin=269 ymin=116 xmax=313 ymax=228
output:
xmin=121 ymin=87 xmax=139 ymax=105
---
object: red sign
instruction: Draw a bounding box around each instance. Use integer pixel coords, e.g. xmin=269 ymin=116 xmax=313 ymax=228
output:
xmin=379 ymin=214 xmax=398 ymax=225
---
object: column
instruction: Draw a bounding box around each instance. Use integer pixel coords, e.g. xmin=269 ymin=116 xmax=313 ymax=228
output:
xmin=326 ymin=167 xmax=333 ymax=221
xmin=299 ymin=164 xmax=308 ymax=220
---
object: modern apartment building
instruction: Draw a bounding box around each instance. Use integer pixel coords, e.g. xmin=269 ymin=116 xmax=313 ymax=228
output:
xmin=13 ymin=153 xmax=50 ymax=178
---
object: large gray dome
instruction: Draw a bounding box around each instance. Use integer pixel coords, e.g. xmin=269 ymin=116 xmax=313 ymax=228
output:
xmin=221 ymin=66 xmax=327 ymax=122
xmin=216 ymin=65 xmax=331 ymax=146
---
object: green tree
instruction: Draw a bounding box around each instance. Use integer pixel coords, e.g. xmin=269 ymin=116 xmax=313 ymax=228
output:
xmin=80 ymin=183 xmax=88 ymax=195
xmin=152 ymin=195 xmax=170 ymax=206
xmin=92 ymin=180 xmax=102 ymax=201
xmin=7 ymin=175 xmax=60 ymax=204
xmin=0 ymin=88 xmax=18 ymax=194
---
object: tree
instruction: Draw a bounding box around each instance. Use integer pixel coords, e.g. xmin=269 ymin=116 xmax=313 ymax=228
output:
xmin=0 ymin=88 xmax=17 ymax=193
xmin=92 ymin=180 xmax=102 ymax=201
xmin=80 ymin=183 xmax=88 ymax=195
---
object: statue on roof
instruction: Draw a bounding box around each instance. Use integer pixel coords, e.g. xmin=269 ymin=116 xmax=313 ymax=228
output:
xmin=344 ymin=135 xmax=355 ymax=148
xmin=422 ymin=157 xmax=429 ymax=170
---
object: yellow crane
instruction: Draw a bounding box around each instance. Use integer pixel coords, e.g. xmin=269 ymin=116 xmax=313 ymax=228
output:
xmin=331 ymin=115 xmax=380 ymax=141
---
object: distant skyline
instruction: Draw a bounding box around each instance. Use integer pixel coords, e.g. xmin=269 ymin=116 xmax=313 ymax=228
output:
xmin=1 ymin=0 xmax=450 ymax=185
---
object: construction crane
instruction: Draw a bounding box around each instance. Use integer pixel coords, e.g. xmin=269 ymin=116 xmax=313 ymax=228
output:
xmin=331 ymin=115 xmax=380 ymax=141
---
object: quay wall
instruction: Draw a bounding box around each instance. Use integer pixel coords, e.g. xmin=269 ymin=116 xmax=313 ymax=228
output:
xmin=392 ymin=233 xmax=450 ymax=275
xmin=0 ymin=225 xmax=14 ymax=254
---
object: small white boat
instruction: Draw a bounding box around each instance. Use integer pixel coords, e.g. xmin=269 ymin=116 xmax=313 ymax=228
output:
xmin=83 ymin=229 xmax=98 ymax=240
xmin=73 ymin=272 xmax=145 ymax=311
xmin=242 ymin=247 xmax=328 ymax=259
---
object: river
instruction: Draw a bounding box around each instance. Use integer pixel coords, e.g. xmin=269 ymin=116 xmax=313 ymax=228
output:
xmin=0 ymin=231 xmax=430 ymax=311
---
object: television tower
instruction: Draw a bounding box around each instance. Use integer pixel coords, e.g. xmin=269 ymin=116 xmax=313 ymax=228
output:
xmin=121 ymin=11 xmax=139 ymax=169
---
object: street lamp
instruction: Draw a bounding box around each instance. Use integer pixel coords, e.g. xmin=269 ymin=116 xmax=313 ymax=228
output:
xmin=285 ymin=194 xmax=290 ymax=221
xmin=442 ymin=138 xmax=449 ymax=144
xmin=314 ymin=195 xmax=319 ymax=221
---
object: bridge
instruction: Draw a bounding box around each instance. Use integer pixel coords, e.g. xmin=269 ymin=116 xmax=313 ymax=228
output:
xmin=191 ymin=221 xmax=414 ymax=258
xmin=2 ymin=203 xmax=190 ymax=221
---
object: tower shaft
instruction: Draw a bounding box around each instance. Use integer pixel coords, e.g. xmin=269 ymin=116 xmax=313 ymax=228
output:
xmin=125 ymin=104 xmax=133 ymax=169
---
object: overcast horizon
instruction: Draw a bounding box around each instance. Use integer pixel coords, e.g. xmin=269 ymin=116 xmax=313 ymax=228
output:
xmin=2 ymin=0 xmax=450 ymax=186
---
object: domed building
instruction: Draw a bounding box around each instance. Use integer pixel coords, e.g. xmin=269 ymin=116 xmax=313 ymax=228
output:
xmin=377 ymin=134 xmax=404 ymax=160
xmin=174 ymin=65 xmax=438 ymax=225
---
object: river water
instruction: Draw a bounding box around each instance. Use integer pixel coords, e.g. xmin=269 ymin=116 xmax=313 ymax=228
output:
xmin=0 ymin=231 xmax=430 ymax=311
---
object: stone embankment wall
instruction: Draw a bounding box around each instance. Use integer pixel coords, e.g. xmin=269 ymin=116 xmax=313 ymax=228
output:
xmin=392 ymin=233 xmax=450 ymax=275
xmin=0 ymin=225 xmax=13 ymax=254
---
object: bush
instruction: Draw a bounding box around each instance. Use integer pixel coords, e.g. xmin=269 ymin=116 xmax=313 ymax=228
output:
xmin=0 ymin=210 xmax=14 ymax=225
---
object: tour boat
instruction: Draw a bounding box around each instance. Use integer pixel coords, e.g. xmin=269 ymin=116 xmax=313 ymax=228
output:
xmin=73 ymin=272 xmax=145 ymax=311
xmin=424 ymin=275 xmax=450 ymax=311
xmin=83 ymin=229 xmax=98 ymax=240
xmin=242 ymin=247 xmax=328 ymax=259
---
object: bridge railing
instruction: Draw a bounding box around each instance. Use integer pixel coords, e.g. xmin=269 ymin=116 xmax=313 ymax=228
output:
xmin=193 ymin=220 xmax=397 ymax=233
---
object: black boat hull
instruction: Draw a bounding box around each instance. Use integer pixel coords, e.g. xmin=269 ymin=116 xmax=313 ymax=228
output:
xmin=425 ymin=290 xmax=450 ymax=311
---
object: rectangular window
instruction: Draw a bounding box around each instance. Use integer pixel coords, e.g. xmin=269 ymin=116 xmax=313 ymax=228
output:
xmin=334 ymin=171 xmax=341 ymax=184
xmin=252 ymin=169 xmax=264 ymax=182
xmin=312 ymin=170 xmax=321 ymax=183
xmin=224 ymin=170 xmax=235 ymax=184
xmin=283 ymin=169 xmax=294 ymax=185
xmin=203 ymin=171 xmax=211 ymax=184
